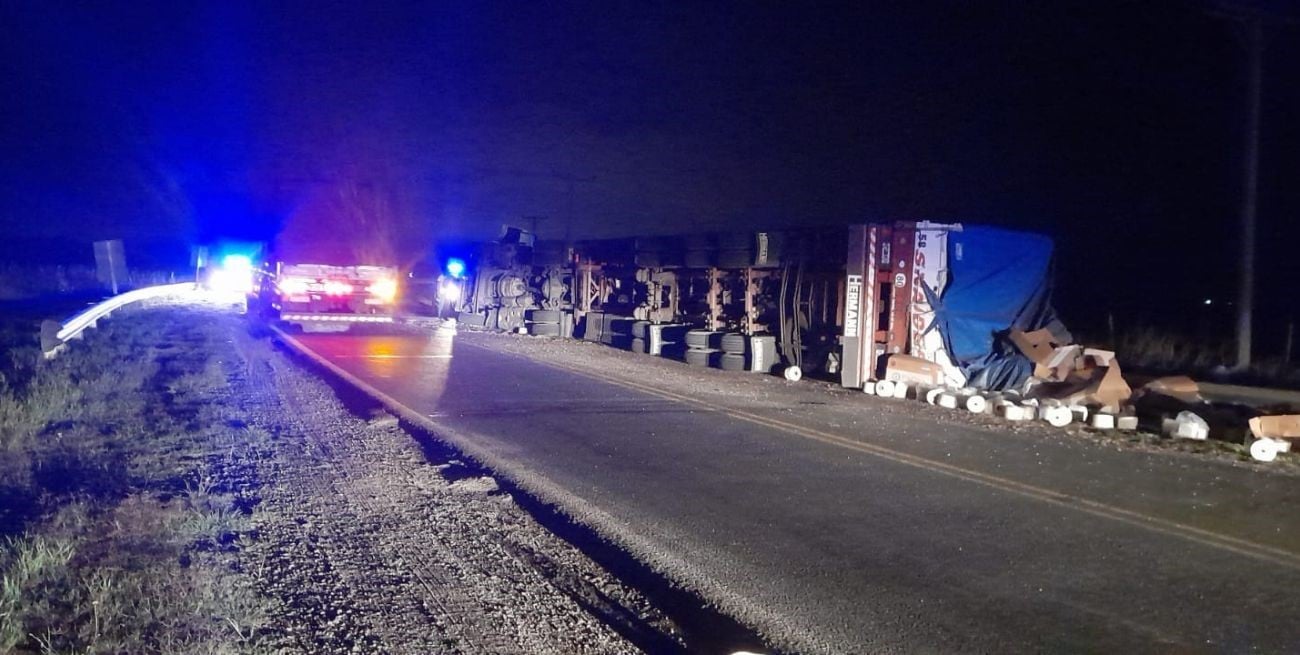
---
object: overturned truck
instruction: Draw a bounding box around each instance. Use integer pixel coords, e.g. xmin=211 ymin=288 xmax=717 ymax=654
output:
xmin=448 ymin=222 xmax=1068 ymax=392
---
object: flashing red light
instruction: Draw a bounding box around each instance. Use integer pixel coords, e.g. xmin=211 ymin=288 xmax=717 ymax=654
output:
xmin=323 ymin=280 xmax=354 ymax=296
xmin=280 ymin=277 xmax=310 ymax=295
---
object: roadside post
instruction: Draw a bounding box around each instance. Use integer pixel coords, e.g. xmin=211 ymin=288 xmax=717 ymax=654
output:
xmin=93 ymin=239 xmax=127 ymax=294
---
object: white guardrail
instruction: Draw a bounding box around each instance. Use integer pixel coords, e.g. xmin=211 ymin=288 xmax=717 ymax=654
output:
xmin=41 ymin=283 xmax=197 ymax=358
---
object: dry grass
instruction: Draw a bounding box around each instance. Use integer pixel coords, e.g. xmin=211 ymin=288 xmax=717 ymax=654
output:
xmin=1114 ymin=325 xmax=1300 ymax=386
xmin=0 ymin=265 xmax=178 ymax=300
xmin=1115 ymin=326 xmax=1234 ymax=372
xmin=0 ymin=305 xmax=274 ymax=654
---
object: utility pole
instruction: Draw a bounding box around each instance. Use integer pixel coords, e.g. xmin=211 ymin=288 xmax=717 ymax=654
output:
xmin=1234 ymin=13 xmax=1263 ymax=369
xmin=1209 ymin=2 xmax=1278 ymax=370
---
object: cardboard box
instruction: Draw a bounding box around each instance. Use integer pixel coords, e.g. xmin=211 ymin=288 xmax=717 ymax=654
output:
xmin=1080 ymin=348 xmax=1117 ymax=368
xmin=1009 ymin=329 xmax=1058 ymax=366
xmin=1038 ymin=345 xmax=1082 ymax=381
xmin=883 ymin=354 xmax=944 ymax=386
xmin=1248 ymin=415 xmax=1300 ymax=440
xmin=1141 ymin=376 xmax=1202 ymax=404
xmin=1060 ymin=364 xmax=1132 ymax=412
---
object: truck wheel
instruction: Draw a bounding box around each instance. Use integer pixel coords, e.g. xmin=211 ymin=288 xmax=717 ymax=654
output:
xmin=527 ymin=309 xmax=563 ymax=323
xmin=684 ymin=348 xmax=717 ymax=367
xmin=630 ymin=337 xmax=647 ymax=353
xmin=719 ymin=352 xmax=748 ymax=371
xmin=685 ymin=330 xmax=721 ymax=349
xmin=608 ymin=318 xmax=636 ymax=336
xmin=658 ymin=343 xmax=687 ymax=360
xmin=529 ymin=322 xmax=562 ymax=337
xmin=720 ymin=333 xmax=748 ymax=354
xmin=631 ymin=321 xmax=650 ymax=339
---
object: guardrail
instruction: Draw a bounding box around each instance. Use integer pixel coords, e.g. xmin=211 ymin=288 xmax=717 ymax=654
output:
xmin=40 ymin=283 xmax=197 ymax=357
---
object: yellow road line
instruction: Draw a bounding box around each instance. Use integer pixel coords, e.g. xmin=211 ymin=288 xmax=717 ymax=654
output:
xmin=468 ymin=342 xmax=1300 ymax=572
xmin=280 ymin=328 xmax=1300 ymax=572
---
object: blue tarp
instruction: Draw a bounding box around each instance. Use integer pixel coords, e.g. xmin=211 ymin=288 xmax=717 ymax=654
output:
xmin=924 ymin=226 xmax=1061 ymax=390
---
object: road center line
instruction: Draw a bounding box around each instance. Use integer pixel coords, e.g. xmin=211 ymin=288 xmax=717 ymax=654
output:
xmin=468 ymin=342 xmax=1300 ymax=571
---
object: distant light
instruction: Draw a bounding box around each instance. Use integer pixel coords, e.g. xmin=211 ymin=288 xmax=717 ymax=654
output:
xmin=1204 ymin=298 xmax=1213 ymax=306
xmin=210 ymin=254 xmax=254 ymax=294
xmin=440 ymin=279 xmax=462 ymax=303
xmin=446 ymin=258 xmax=466 ymax=278
xmin=222 ymin=254 xmax=252 ymax=271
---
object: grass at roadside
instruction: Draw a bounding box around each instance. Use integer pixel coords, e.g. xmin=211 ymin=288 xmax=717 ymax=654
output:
xmin=0 ymin=304 xmax=271 ymax=654
xmin=1110 ymin=325 xmax=1299 ymax=388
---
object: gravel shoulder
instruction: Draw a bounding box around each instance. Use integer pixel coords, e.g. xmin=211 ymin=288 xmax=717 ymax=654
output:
xmin=2 ymin=298 xmax=685 ymax=654
xmin=229 ymin=311 xmax=682 ymax=653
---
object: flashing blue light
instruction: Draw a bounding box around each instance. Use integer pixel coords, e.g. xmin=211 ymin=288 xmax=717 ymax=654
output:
xmin=222 ymin=254 xmax=253 ymax=270
xmin=446 ymin=258 xmax=466 ymax=278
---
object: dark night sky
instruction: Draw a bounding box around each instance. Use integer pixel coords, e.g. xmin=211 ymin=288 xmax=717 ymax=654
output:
xmin=1 ymin=1 xmax=1297 ymax=340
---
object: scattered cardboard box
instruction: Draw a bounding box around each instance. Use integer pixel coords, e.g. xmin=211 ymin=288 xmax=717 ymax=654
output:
xmin=1246 ymin=416 xmax=1295 ymax=462
xmin=1009 ymin=329 xmax=1059 ymax=367
xmin=1010 ymin=331 xmax=1132 ymax=410
xmin=883 ymin=354 xmax=945 ymax=387
xmin=1248 ymin=415 xmax=1300 ymax=440
xmin=1039 ymin=363 xmax=1132 ymax=413
xmin=1039 ymin=345 xmax=1082 ymax=381
xmin=1080 ymin=348 xmax=1117 ymax=368
xmin=1141 ymin=376 xmax=1202 ymax=404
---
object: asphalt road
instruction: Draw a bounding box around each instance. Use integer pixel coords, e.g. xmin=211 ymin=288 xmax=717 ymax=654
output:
xmin=283 ymin=325 xmax=1300 ymax=654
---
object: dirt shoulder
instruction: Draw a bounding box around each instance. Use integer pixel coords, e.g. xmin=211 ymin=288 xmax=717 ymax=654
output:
xmin=1 ymin=300 xmax=680 ymax=654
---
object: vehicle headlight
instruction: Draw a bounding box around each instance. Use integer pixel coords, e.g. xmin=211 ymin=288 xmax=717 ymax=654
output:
xmin=367 ymin=278 xmax=398 ymax=302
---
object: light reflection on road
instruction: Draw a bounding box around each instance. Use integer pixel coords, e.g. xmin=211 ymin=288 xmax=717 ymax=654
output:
xmin=322 ymin=327 xmax=456 ymax=406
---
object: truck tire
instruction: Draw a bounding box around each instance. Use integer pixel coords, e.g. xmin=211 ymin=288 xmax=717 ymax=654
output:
xmin=684 ymin=348 xmax=718 ymax=367
xmin=631 ymin=321 xmax=650 ymax=339
xmin=527 ymin=309 xmax=562 ymax=323
xmin=529 ymin=322 xmax=561 ymax=337
xmin=719 ymin=352 xmax=748 ymax=371
xmin=720 ymin=333 xmax=748 ymax=354
xmin=659 ymin=343 xmax=688 ymax=360
xmin=608 ymin=317 xmax=635 ymax=336
xmin=630 ymin=337 xmax=647 ymax=353
xmin=685 ymin=330 xmax=722 ymax=349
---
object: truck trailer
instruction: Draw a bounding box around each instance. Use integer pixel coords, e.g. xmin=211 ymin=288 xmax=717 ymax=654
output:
xmin=444 ymin=222 xmax=1065 ymax=393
